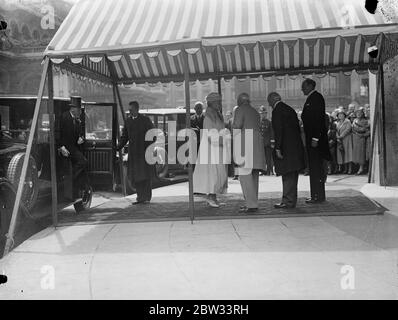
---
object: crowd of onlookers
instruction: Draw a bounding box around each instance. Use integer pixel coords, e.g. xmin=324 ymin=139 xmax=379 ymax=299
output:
xmin=302 ymin=104 xmax=371 ymax=176
xmin=324 ymin=104 xmax=371 ymax=175
xmin=251 ymin=103 xmax=372 ymax=177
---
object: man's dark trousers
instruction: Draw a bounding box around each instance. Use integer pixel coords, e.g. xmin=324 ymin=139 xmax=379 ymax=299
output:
xmin=282 ymin=171 xmax=299 ymax=207
xmin=70 ymin=148 xmax=89 ymax=192
xmin=135 ymin=179 xmax=152 ymax=202
xmin=307 ymin=147 xmax=326 ymax=201
xmin=264 ymin=146 xmax=273 ymax=174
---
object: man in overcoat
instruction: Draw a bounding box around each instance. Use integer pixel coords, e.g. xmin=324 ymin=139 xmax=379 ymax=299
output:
xmin=233 ymin=93 xmax=266 ymax=213
xmin=59 ymin=98 xmax=90 ymax=200
xmin=118 ymin=101 xmax=155 ymax=205
xmin=301 ymin=79 xmax=331 ymax=203
xmin=268 ymin=92 xmax=305 ymax=209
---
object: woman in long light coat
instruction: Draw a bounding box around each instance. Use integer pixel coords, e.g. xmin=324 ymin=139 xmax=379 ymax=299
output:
xmin=193 ymin=92 xmax=230 ymax=208
xmin=336 ymin=108 xmax=354 ymax=174
xmin=352 ymin=107 xmax=370 ymax=174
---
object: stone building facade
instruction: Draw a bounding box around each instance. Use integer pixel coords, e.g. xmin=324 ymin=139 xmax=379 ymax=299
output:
xmin=0 ymin=0 xmax=166 ymax=108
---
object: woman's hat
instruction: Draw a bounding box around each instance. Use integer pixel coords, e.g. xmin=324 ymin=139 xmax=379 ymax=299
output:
xmin=336 ymin=107 xmax=346 ymax=116
xmin=206 ymin=92 xmax=222 ymax=103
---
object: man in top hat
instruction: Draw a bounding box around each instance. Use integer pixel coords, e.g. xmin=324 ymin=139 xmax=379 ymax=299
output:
xmin=59 ymin=97 xmax=91 ymax=200
xmin=268 ymin=92 xmax=305 ymax=209
xmin=233 ymin=93 xmax=266 ymax=213
xmin=259 ymin=105 xmax=275 ymax=176
xmin=301 ymin=79 xmax=331 ymax=204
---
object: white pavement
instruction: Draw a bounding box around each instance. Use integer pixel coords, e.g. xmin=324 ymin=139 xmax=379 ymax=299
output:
xmin=361 ymin=183 xmax=398 ymax=217
xmin=1 ymin=175 xmax=398 ymax=299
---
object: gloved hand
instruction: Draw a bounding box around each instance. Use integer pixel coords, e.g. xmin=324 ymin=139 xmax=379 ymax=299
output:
xmin=60 ymin=146 xmax=70 ymax=157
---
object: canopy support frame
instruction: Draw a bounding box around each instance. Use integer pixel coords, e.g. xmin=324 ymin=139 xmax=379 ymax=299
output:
xmin=112 ymin=84 xmax=127 ymax=196
xmin=3 ymin=57 xmax=50 ymax=257
xmin=182 ymin=48 xmax=195 ymax=224
xmin=379 ymin=62 xmax=387 ymax=186
xmin=47 ymin=60 xmax=59 ymax=227
xmin=106 ymin=56 xmax=127 ymax=196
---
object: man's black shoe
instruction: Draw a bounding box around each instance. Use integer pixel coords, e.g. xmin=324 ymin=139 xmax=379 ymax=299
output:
xmin=274 ymin=203 xmax=295 ymax=209
xmin=132 ymin=200 xmax=149 ymax=205
xmin=82 ymin=187 xmax=92 ymax=203
xmin=305 ymin=198 xmax=325 ymax=204
xmin=305 ymin=198 xmax=317 ymax=204
xmin=239 ymin=207 xmax=258 ymax=213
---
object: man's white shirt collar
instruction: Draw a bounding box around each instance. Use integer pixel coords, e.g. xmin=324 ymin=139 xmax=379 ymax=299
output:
xmin=307 ymin=90 xmax=316 ymax=98
xmin=274 ymin=101 xmax=282 ymax=108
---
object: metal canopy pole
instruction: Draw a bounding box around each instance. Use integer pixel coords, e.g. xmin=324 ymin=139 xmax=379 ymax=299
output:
xmin=105 ymin=57 xmax=126 ymax=121
xmin=367 ymin=70 xmax=381 ymax=184
xmin=112 ymin=84 xmax=127 ymax=196
xmin=182 ymin=49 xmax=195 ymax=224
xmin=214 ymin=46 xmax=222 ymax=96
xmin=106 ymin=56 xmax=127 ymax=196
xmin=3 ymin=57 xmax=50 ymax=257
xmin=114 ymin=84 xmax=126 ymax=122
xmin=217 ymin=77 xmax=222 ymax=95
xmin=377 ymin=33 xmax=387 ymax=186
xmin=47 ymin=60 xmax=58 ymax=227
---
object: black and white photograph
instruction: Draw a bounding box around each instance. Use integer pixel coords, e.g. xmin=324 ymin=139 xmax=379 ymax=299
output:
xmin=0 ymin=0 xmax=398 ymax=304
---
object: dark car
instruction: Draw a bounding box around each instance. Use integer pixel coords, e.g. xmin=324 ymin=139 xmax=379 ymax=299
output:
xmin=0 ymin=96 xmax=118 ymax=212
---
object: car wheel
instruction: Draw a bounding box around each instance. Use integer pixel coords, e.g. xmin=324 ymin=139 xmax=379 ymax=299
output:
xmin=0 ymin=179 xmax=15 ymax=257
xmin=6 ymin=153 xmax=39 ymax=211
xmin=154 ymin=147 xmax=168 ymax=181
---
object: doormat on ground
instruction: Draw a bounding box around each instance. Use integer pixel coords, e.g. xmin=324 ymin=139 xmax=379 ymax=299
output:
xmin=57 ymin=189 xmax=386 ymax=226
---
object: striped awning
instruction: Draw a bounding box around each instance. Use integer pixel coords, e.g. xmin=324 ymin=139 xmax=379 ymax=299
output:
xmin=45 ymin=0 xmax=398 ymax=84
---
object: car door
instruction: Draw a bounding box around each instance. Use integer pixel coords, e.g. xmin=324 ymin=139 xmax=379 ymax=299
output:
xmin=81 ymin=102 xmax=117 ymax=188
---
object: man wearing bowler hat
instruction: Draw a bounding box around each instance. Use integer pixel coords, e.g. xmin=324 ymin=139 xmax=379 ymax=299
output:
xmin=59 ymin=96 xmax=91 ymax=201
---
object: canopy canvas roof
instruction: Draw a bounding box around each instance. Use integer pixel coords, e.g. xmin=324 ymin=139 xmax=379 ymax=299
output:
xmin=45 ymin=0 xmax=398 ymax=84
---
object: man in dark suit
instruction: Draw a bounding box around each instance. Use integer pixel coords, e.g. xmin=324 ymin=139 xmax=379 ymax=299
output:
xmin=301 ymin=79 xmax=331 ymax=203
xmin=59 ymin=99 xmax=90 ymax=200
xmin=268 ymin=93 xmax=305 ymax=209
xmin=118 ymin=101 xmax=155 ymax=205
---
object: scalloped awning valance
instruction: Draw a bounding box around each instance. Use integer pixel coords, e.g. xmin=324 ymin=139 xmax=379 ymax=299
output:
xmin=44 ymin=0 xmax=398 ymax=84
